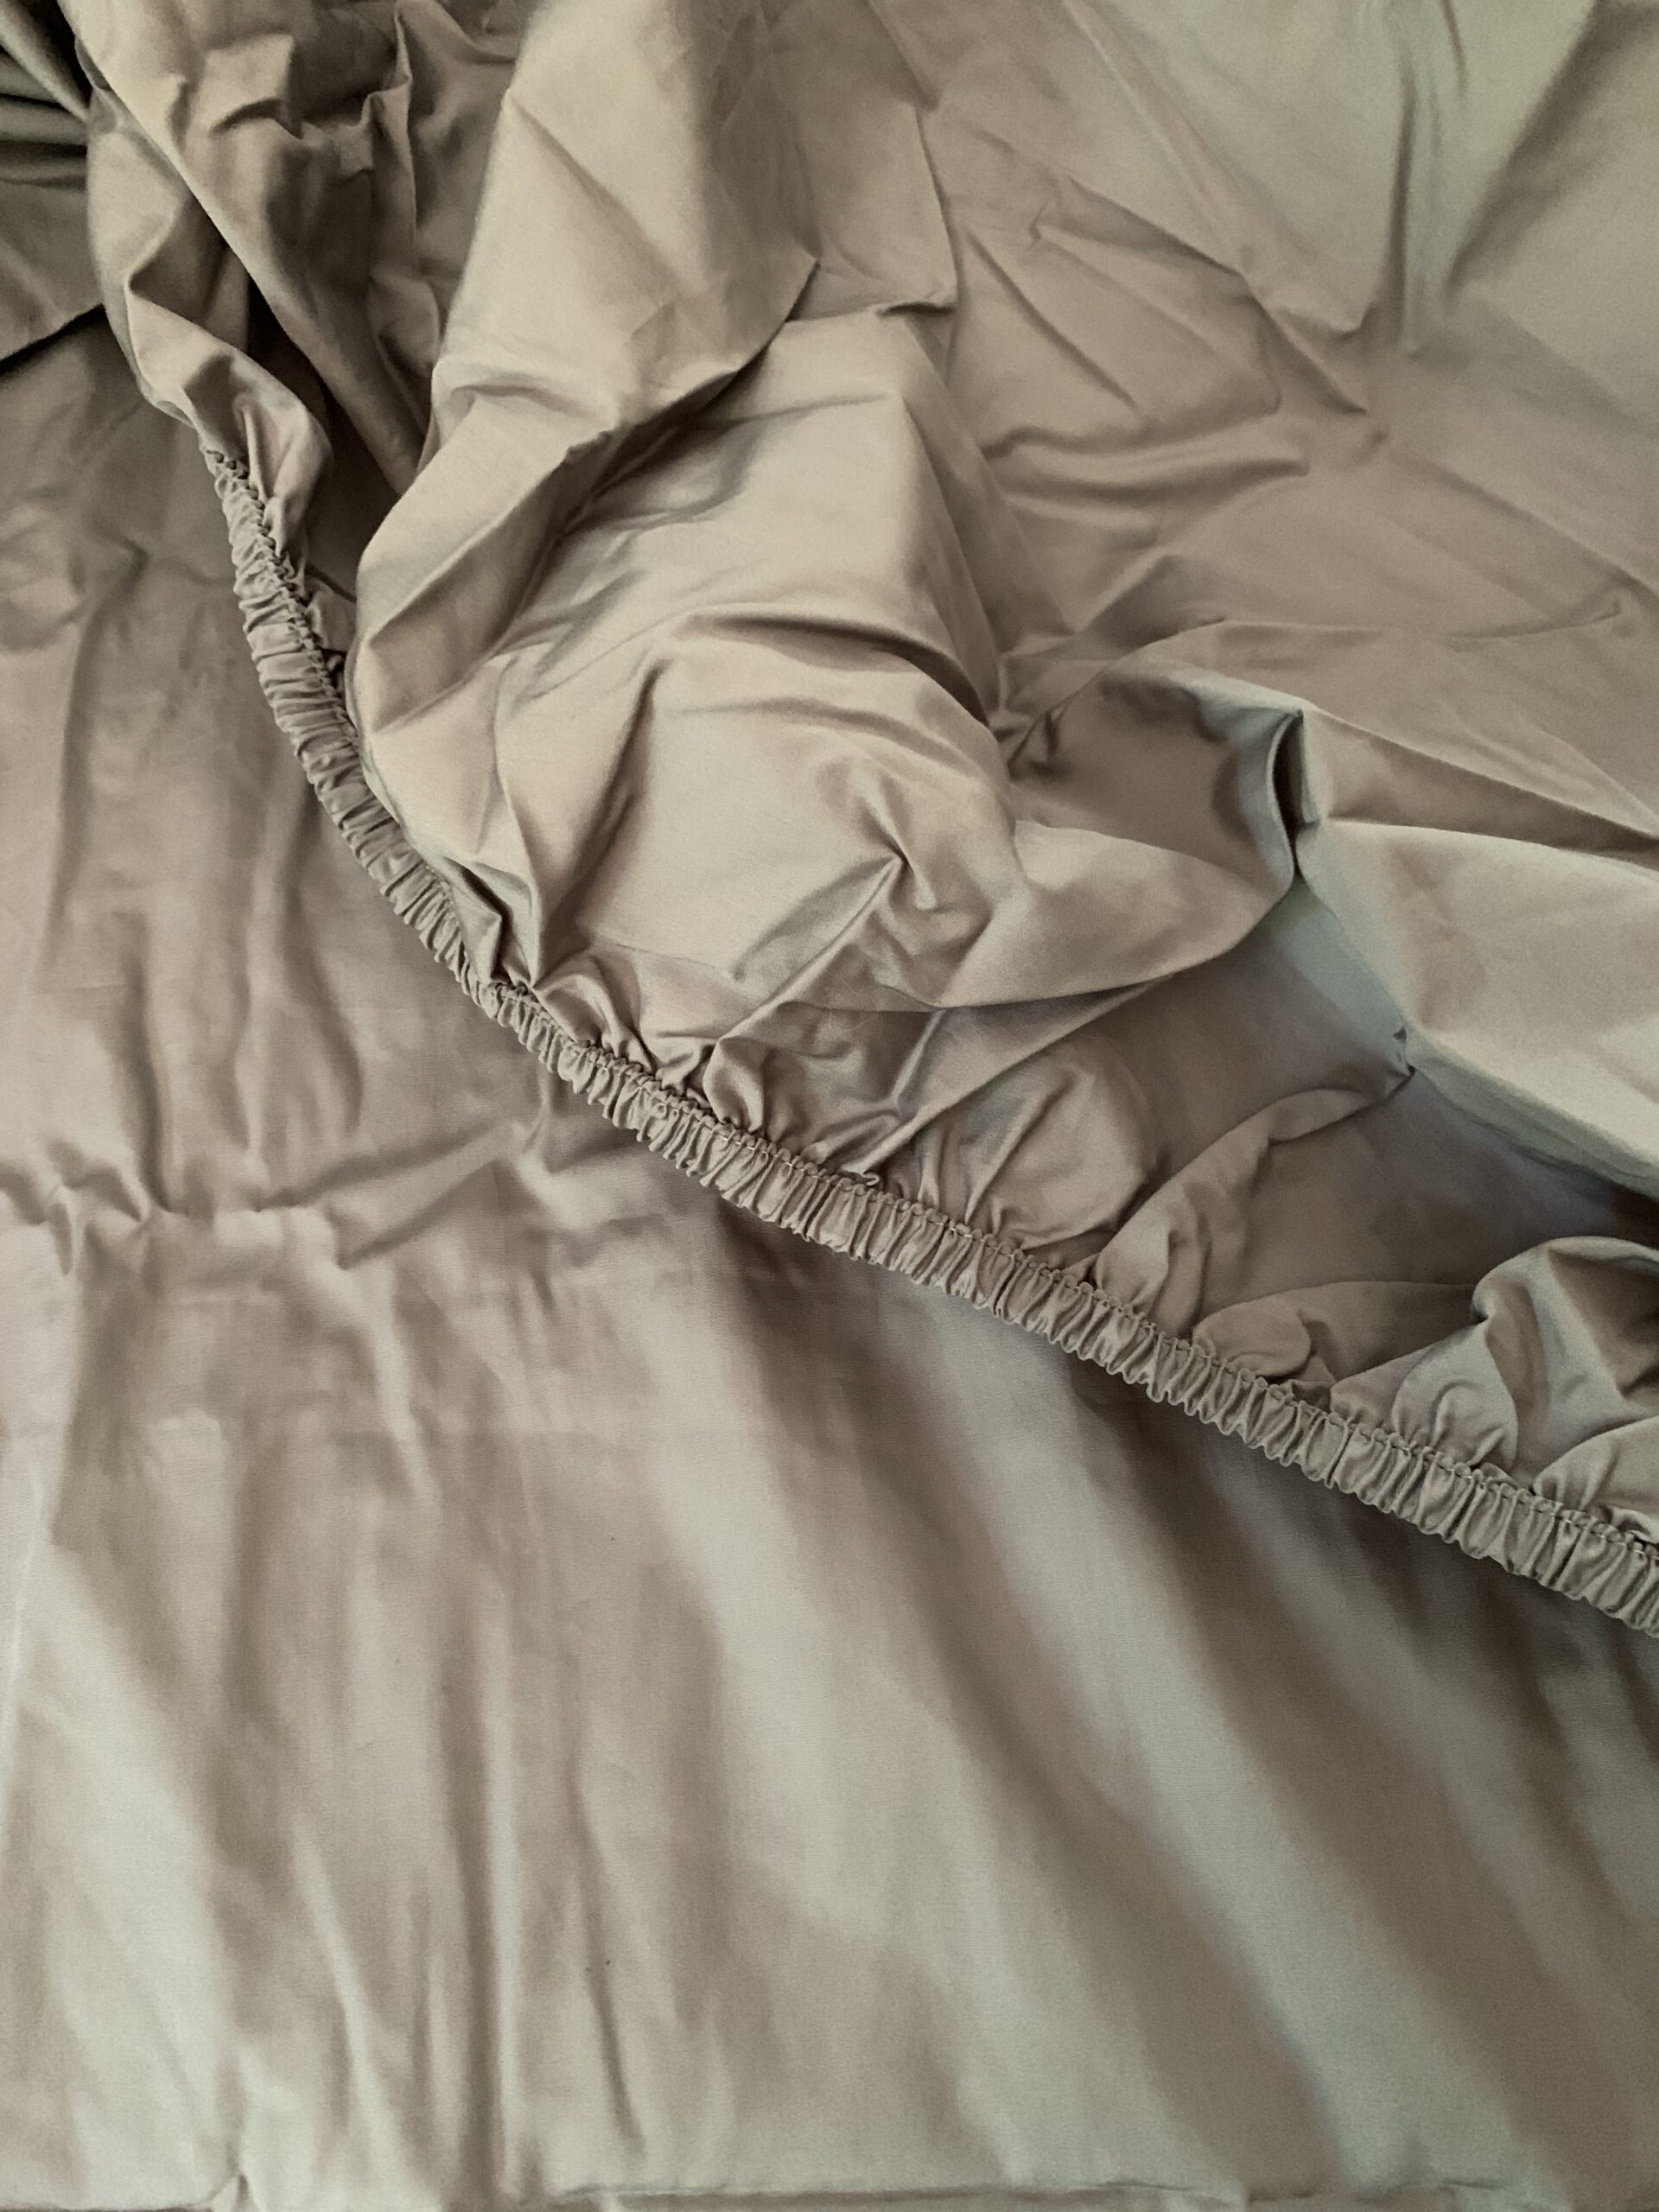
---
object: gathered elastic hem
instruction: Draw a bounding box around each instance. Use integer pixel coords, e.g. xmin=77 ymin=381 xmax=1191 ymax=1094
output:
xmin=205 ymin=447 xmax=1659 ymax=1640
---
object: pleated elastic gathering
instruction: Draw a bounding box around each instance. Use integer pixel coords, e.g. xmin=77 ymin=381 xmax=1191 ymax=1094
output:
xmin=207 ymin=446 xmax=1659 ymax=1640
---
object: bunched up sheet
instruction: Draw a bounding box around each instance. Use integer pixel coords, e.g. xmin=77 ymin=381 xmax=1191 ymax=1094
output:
xmin=3 ymin=3 xmax=1659 ymax=2205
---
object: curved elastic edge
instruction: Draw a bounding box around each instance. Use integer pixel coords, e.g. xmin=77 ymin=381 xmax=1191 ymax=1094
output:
xmin=204 ymin=446 xmax=1659 ymax=1640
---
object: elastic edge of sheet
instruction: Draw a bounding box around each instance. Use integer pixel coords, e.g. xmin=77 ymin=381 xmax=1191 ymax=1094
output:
xmin=202 ymin=445 xmax=1659 ymax=1641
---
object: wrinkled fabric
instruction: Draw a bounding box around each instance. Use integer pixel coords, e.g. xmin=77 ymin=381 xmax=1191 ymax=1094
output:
xmin=0 ymin=0 xmax=93 ymax=358
xmin=5 ymin=308 xmax=1659 ymax=2212
xmin=62 ymin=0 xmax=1659 ymax=1617
xmin=4 ymin=0 xmax=1659 ymax=2203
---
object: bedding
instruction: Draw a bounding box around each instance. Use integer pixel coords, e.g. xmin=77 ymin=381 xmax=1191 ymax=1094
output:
xmin=3 ymin=3 xmax=1659 ymax=2204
